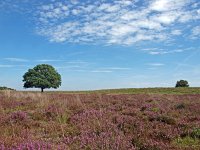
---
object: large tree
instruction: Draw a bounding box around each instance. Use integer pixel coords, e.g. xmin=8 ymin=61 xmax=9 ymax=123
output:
xmin=175 ymin=80 xmax=189 ymax=88
xmin=23 ymin=64 xmax=61 ymax=92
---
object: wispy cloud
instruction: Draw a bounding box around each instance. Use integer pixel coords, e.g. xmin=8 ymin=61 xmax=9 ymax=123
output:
xmin=91 ymin=70 xmax=113 ymax=73
xmin=171 ymin=30 xmax=182 ymax=35
xmin=4 ymin=57 xmax=28 ymax=62
xmin=90 ymin=67 xmax=131 ymax=73
xmin=148 ymin=63 xmax=165 ymax=66
xmin=100 ymin=67 xmax=131 ymax=70
xmin=0 ymin=64 xmax=28 ymax=68
xmin=55 ymin=65 xmax=81 ymax=69
xmin=143 ymin=48 xmax=188 ymax=55
xmin=36 ymin=59 xmax=63 ymax=62
xmin=191 ymin=26 xmax=200 ymax=39
xmin=35 ymin=0 xmax=200 ymax=45
xmin=0 ymin=64 xmax=14 ymax=68
xmin=66 ymin=61 xmax=89 ymax=64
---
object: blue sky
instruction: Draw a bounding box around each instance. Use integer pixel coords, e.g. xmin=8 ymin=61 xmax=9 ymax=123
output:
xmin=0 ymin=0 xmax=200 ymax=91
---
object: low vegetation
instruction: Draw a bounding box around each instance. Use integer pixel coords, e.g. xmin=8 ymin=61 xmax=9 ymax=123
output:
xmin=58 ymin=87 xmax=200 ymax=95
xmin=0 ymin=86 xmax=15 ymax=91
xmin=0 ymin=90 xmax=200 ymax=149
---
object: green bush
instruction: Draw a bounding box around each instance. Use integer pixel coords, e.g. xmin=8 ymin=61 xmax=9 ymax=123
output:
xmin=191 ymin=128 xmax=200 ymax=139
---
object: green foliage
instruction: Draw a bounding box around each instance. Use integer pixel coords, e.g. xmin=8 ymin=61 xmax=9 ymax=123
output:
xmin=175 ymin=80 xmax=189 ymax=88
xmin=0 ymin=86 xmax=15 ymax=90
xmin=191 ymin=128 xmax=200 ymax=139
xmin=156 ymin=115 xmax=176 ymax=125
xmin=174 ymin=136 xmax=200 ymax=148
xmin=23 ymin=64 xmax=61 ymax=92
xmin=175 ymin=103 xmax=186 ymax=109
xmin=151 ymin=107 xmax=160 ymax=112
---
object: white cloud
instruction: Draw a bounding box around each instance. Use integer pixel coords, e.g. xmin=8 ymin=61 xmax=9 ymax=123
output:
xmin=56 ymin=65 xmax=81 ymax=69
xmin=4 ymin=58 xmax=28 ymax=62
xmin=150 ymin=0 xmax=189 ymax=12
xmin=150 ymin=0 xmax=169 ymax=12
xmin=66 ymin=61 xmax=88 ymax=64
xmin=149 ymin=51 xmax=167 ymax=55
xmin=171 ymin=30 xmax=182 ymax=35
xmin=38 ymin=2 xmax=69 ymax=23
xmin=101 ymin=67 xmax=131 ymax=70
xmin=36 ymin=59 xmax=63 ymax=62
xmin=191 ymin=26 xmax=200 ymax=38
xmin=91 ymin=70 xmax=113 ymax=73
xmin=35 ymin=0 xmax=200 ymax=45
xmin=145 ymin=48 xmax=188 ymax=55
xmin=148 ymin=63 xmax=165 ymax=66
xmin=0 ymin=64 xmax=14 ymax=68
xmin=98 ymin=3 xmax=120 ymax=12
xmin=90 ymin=67 xmax=131 ymax=73
xmin=152 ymin=11 xmax=180 ymax=24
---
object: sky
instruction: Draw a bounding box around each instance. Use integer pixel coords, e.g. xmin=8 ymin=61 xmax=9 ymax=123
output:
xmin=0 ymin=0 xmax=200 ymax=91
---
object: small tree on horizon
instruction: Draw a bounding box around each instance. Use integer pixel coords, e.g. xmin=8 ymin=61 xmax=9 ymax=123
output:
xmin=175 ymin=80 xmax=189 ymax=88
xmin=23 ymin=64 xmax=61 ymax=92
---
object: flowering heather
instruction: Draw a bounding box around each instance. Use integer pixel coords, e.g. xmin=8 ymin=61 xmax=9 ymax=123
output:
xmin=1 ymin=141 xmax=51 ymax=150
xmin=0 ymin=91 xmax=200 ymax=149
xmin=10 ymin=111 xmax=28 ymax=123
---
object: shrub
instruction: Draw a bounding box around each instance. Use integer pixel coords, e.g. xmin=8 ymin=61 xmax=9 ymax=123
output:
xmin=175 ymin=103 xmax=186 ymax=109
xmin=152 ymin=107 xmax=160 ymax=112
xmin=191 ymin=128 xmax=200 ymax=139
xmin=10 ymin=111 xmax=27 ymax=123
xmin=1 ymin=141 xmax=52 ymax=150
xmin=156 ymin=115 xmax=176 ymax=125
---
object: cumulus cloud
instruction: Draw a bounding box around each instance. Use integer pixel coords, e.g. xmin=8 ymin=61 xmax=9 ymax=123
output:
xmin=35 ymin=0 xmax=200 ymax=45
xmin=149 ymin=0 xmax=190 ymax=12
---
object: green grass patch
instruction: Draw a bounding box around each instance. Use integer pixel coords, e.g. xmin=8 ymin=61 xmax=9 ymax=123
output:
xmin=173 ymin=136 xmax=200 ymax=148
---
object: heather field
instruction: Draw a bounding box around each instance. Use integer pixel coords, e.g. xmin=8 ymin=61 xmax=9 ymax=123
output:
xmin=0 ymin=89 xmax=200 ymax=150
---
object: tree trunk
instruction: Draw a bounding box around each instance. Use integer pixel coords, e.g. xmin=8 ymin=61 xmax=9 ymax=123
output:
xmin=41 ymin=88 xmax=44 ymax=92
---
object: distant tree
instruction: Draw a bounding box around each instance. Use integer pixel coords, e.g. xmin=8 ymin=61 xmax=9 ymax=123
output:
xmin=23 ymin=64 xmax=61 ymax=92
xmin=175 ymin=80 xmax=189 ymax=87
xmin=0 ymin=86 xmax=15 ymax=90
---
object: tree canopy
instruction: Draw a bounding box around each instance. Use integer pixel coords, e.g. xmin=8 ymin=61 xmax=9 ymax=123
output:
xmin=175 ymin=80 xmax=189 ymax=88
xmin=23 ymin=64 xmax=61 ymax=92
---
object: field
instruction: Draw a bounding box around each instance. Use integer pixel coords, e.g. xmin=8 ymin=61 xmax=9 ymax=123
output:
xmin=0 ymin=88 xmax=200 ymax=150
xmin=58 ymin=87 xmax=200 ymax=95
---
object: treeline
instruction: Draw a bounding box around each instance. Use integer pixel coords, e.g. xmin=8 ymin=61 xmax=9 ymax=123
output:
xmin=0 ymin=86 xmax=15 ymax=91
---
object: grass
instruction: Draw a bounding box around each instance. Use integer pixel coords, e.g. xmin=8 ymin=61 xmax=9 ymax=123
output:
xmin=52 ymin=87 xmax=200 ymax=95
xmin=173 ymin=136 xmax=200 ymax=149
xmin=3 ymin=87 xmax=199 ymax=95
